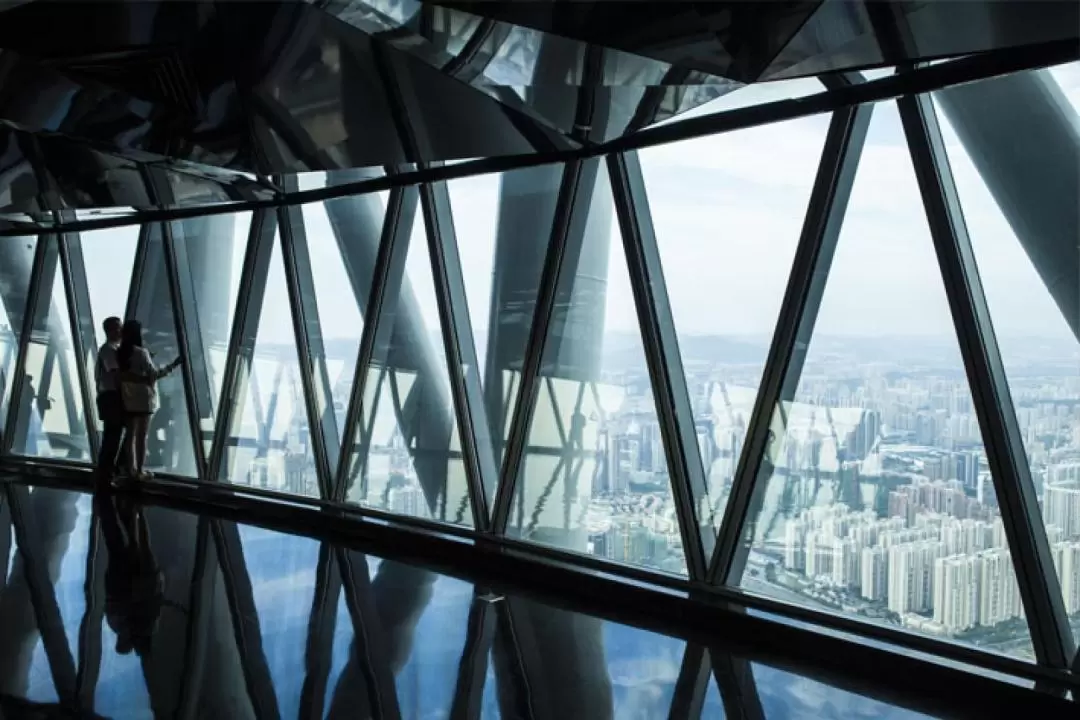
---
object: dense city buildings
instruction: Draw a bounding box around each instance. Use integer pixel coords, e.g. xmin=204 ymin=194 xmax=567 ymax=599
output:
xmin=216 ymin=328 xmax=1080 ymax=660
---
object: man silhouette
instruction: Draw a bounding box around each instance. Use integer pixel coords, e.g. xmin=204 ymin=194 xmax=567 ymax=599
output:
xmin=95 ymin=317 xmax=126 ymax=479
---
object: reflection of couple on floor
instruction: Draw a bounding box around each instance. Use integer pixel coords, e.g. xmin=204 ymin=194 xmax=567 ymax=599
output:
xmin=95 ymin=490 xmax=166 ymax=657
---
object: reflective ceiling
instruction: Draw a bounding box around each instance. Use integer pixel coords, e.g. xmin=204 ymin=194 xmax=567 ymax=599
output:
xmin=0 ymin=0 xmax=1074 ymax=217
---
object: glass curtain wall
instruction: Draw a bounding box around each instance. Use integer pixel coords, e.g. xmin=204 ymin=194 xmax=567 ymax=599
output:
xmin=0 ymin=60 xmax=1077 ymax=675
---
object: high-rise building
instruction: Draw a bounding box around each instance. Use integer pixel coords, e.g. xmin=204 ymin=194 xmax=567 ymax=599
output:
xmin=887 ymin=541 xmax=942 ymax=614
xmin=1044 ymin=480 xmax=1080 ymax=538
xmin=831 ymin=537 xmax=860 ymax=588
xmin=805 ymin=531 xmax=834 ymax=579
xmin=953 ymin=451 xmax=981 ymax=491
xmin=784 ymin=518 xmax=808 ymax=571
xmin=1052 ymin=541 xmax=1080 ymax=614
xmin=933 ymin=555 xmax=980 ymax=632
xmin=977 ymin=549 xmax=1023 ymax=626
xmin=847 ymin=409 xmax=881 ymax=459
xmin=861 ymin=546 xmax=888 ymax=601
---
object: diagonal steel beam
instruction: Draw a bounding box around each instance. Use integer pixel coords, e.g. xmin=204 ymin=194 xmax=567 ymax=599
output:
xmin=123 ymin=225 xmax=152 ymax=324
xmin=57 ymin=231 xmax=102 ymax=461
xmin=334 ymin=549 xmax=403 ymax=720
xmin=3 ymin=234 xmax=59 ymax=455
xmin=897 ymin=90 xmax=1076 ymax=669
xmin=667 ymin=644 xmax=711 ymax=720
xmin=372 ymin=31 xmax=501 ymax=528
xmin=73 ymin=506 xmax=105 ymax=710
xmin=418 ymin=179 xmax=499 ymax=530
xmin=608 ymin=150 xmax=714 ymax=580
xmin=448 ymin=590 xmax=497 ymax=720
xmin=3 ymin=484 xmax=77 ymax=704
xmin=210 ymin=519 xmax=282 ymax=719
xmin=143 ymin=169 xmax=214 ymax=478
xmin=140 ymin=222 xmax=209 ymax=477
xmin=17 ymin=134 xmax=99 ymax=463
xmin=491 ymin=157 xmax=601 ymax=534
xmin=276 ymin=180 xmax=341 ymax=498
xmin=712 ymin=653 xmax=765 ymax=720
xmin=206 ymin=210 xmax=278 ymax=483
xmin=489 ymin=599 xmax=541 ymax=720
xmin=299 ymin=542 xmax=343 ymax=720
xmin=708 ymin=101 xmax=874 ymax=584
xmin=332 ymin=186 xmax=418 ymax=502
xmin=173 ymin=517 xmax=220 ymax=720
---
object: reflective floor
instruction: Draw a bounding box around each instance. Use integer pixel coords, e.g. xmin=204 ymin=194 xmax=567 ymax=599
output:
xmin=0 ymin=479 xmax=1066 ymax=719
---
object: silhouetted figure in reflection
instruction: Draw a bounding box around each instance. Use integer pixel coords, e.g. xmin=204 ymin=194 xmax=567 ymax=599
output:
xmin=570 ymin=410 xmax=586 ymax=452
xmin=15 ymin=373 xmax=45 ymax=453
xmin=95 ymin=490 xmax=165 ymax=657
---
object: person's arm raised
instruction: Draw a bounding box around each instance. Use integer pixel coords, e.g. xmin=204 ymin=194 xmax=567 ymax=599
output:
xmin=152 ymin=355 xmax=183 ymax=380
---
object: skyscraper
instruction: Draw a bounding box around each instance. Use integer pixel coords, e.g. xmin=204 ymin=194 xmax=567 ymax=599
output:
xmin=887 ymin=541 xmax=942 ymax=614
xmin=832 ymin=537 xmax=860 ymax=588
xmin=1045 ymin=480 xmax=1080 ymax=538
xmin=861 ymin=546 xmax=888 ymax=601
xmin=933 ymin=555 xmax=980 ymax=632
xmin=978 ymin=549 xmax=1023 ymax=626
xmin=1052 ymin=541 xmax=1080 ymax=614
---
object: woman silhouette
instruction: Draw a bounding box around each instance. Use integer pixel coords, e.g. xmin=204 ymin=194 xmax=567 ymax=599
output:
xmin=117 ymin=320 xmax=181 ymax=480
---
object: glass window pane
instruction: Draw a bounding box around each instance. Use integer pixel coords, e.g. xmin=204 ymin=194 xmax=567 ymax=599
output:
xmin=80 ymin=225 xmax=140 ymax=352
xmin=0 ymin=237 xmax=38 ymax=440
xmin=78 ymin=225 xmax=140 ymax=445
xmin=170 ymin=213 xmax=251 ymax=458
xmin=344 ymin=212 xmax=473 ymax=526
xmin=737 ymin=100 xmax=1034 ymax=660
xmin=128 ymin=229 xmax=198 ymax=477
xmin=933 ymin=61 xmax=1080 ymax=647
xmin=448 ymin=166 xmax=561 ymax=478
xmin=13 ymin=240 xmax=90 ymax=461
xmin=301 ymin=189 xmax=385 ymax=440
xmin=223 ymin=235 xmax=319 ymax=498
xmin=639 ymin=113 xmax=830 ymax=530
xmin=241 ymin=525 xmax=320 ymax=716
xmin=509 ymin=166 xmax=687 ymax=576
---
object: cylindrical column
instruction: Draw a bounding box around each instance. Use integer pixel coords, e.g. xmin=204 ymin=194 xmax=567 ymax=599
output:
xmin=936 ymin=67 xmax=1080 ymax=340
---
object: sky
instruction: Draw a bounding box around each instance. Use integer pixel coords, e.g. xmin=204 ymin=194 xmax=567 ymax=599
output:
xmin=71 ymin=62 xmax=1080 ymax=358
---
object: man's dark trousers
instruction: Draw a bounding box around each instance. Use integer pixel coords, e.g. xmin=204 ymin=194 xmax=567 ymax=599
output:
xmin=97 ymin=391 xmax=126 ymax=476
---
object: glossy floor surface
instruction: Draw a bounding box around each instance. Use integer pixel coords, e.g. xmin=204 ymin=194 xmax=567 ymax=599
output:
xmin=0 ymin=479 xmax=1065 ymax=719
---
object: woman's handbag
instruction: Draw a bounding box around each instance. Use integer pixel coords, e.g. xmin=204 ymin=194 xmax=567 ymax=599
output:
xmin=120 ymin=378 xmax=156 ymax=414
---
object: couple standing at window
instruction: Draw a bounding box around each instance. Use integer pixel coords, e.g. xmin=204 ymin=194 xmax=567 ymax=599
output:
xmin=95 ymin=317 xmax=182 ymax=482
